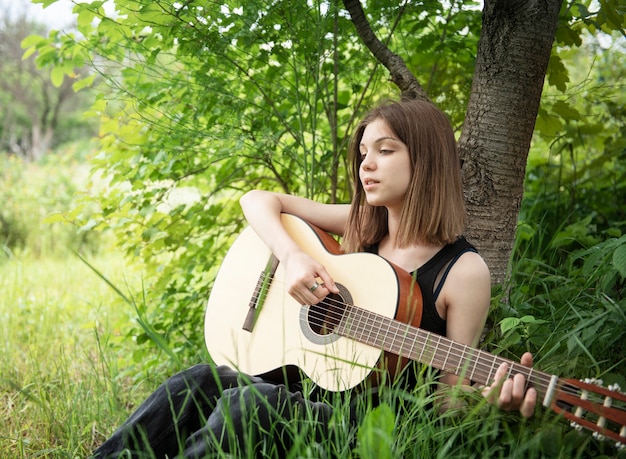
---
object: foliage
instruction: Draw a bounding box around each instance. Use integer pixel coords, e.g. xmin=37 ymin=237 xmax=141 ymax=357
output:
xmin=0 ymin=147 xmax=102 ymax=259
xmin=22 ymin=0 xmax=487 ymax=376
xmin=0 ymin=14 xmax=97 ymax=160
xmin=25 ymin=0 xmax=626 ymax=405
xmin=487 ymin=31 xmax=626 ymax=383
xmin=3 ymin=0 xmax=624 ymax=456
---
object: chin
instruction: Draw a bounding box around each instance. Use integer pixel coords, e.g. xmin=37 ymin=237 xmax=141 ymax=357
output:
xmin=365 ymin=198 xmax=383 ymax=207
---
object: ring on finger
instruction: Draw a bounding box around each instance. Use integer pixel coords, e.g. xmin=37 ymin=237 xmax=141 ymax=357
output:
xmin=309 ymin=281 xmax=320 ymax=292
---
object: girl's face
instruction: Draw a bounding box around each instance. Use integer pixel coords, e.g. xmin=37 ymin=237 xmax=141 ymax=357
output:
xmin=358 ymin=118 xmax=412 ymax=212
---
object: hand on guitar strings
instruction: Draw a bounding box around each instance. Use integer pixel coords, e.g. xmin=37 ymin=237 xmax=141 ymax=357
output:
xmin=481 ymin=352 xmax=538 ymax=418
xmin=284 ymin=251 xmax=339 ymax=305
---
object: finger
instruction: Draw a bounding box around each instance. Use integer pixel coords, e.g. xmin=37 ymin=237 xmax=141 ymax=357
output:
xmin=289 ymin=279 xmax=317 ymax=305
xmin=520 ymin=387 xmax=537 ymax=418
xmin=520 ymin=352 xmax=533 ymax=368
xmin=498 ymin=378 xmax=513 ymax=407
xmin=317 ymin=269 xmax=339 ymax=294
xmin=510 ymin=373 xmax=527 ymax=405
xmin=301 ymin=277 xmax=328 ymax=305
xmin=483 ymin=362 xmax=508 ymax=403
xmin=492 ymin=362 xmax=508 ymax=386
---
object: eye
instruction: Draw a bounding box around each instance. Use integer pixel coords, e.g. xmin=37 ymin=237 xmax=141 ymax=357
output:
xmin=380 ymin=149 xmax=393 ymax=155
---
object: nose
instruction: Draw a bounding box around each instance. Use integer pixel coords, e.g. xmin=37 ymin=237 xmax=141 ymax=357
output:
xmin=360 ymin=152 xmax=375 ymax=171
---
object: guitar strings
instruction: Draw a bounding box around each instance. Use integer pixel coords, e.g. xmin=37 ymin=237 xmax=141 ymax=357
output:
xmin=249 ymin=272 xmax=617 ymax=404
xmin=251 ymin=272 xmax=559 ymax=391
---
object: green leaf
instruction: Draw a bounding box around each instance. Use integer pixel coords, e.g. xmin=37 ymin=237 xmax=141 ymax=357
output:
xmin=499 ymin=317 xmax=521 ymax=334
xmin=73 ymin=73 xmax=97 ymax=91
xmin=612 ymin=244 xmax=626 ymax=278
xmin=535 ymin=108 xmax=564 ymax=137
xmin=547 ymin=55 xmax=569 ymax=92
xmin=357 ymin=403 xmax=395 ymax=459
xmin=22 ymin=46 xmax=38 ymax=60
xmin=31 ymin=0 xmax=58 ymax=7
xmin=21 ymin=34 xmax=46 ymax=49
xmin=50 ymin=66 xmax=65 ymax=87
xmin=77 ymin=9 xmax=96 ymax=28
xmin=551 ymin=100 xmax=581 ymax=121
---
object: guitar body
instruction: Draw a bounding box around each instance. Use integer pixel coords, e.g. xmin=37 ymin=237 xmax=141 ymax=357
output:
xmin=204 ymin=214 xmax=422 ymax=392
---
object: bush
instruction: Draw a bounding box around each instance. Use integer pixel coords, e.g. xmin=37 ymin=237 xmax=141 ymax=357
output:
xmin=0 ymin=147 xmax=102 ymax=260
xmin=487 ymin=133 xmax=626 ymax=386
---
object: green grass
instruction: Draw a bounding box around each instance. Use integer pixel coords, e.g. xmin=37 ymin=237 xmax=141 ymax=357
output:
xmin=0 ymin=252 xmax=151 ymax=458
xmin=1 ymin=251 xmax=625 ymax=458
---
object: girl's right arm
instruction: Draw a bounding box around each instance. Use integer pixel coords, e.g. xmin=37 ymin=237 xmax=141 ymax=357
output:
xmin=239 ymin=190 xmax=350 ymax=305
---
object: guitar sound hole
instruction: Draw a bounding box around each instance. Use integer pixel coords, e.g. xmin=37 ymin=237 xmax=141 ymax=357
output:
xmin=307 ymin=293 xmax=345 ymax=336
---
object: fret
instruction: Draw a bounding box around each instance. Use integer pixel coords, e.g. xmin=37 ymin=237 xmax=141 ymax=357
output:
xmin=457 ymin=344 xmax=467 ymax=377
xmin=469 ymin=349 xmax=479 ymax=382
xmin=363 ymin=310 xmax=373 ymax=345
xmin=370 ymin=315 xmax=380 ymax=349
xmin=384 ymin=315 xmax=393 ymax=350
xmin=356 ymin=308 xmax=365 ymax=342
xmin=430 ymin=334 xmax=442 ymax=368
xmin=337 ymin=305 xmax=353 ymax=336
xmin=407 ymin=328 xmax=417 ymax=361
xmin=393 ymin=325 xmax=408 ymax=355
xmin=417 ymin=330 xmax=426 ymax=363
xmin=442 ymin=340 xmax=452 ymax=372
xmin=353 ymin=305 xmax=364 ymax=341
xmin=525 ymin=366 xmax=534 ymax=392
xmin=487 ymin=356 xmax=497 ymax=384
xmin=371 ymin=311 xmax=381 ymax=347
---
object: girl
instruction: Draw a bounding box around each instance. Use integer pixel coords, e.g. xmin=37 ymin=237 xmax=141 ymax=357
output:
xmin=93 ymin=99 xmax=535 ymax=458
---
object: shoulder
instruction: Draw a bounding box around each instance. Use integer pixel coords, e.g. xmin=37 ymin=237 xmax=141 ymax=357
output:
xmin=440 ymin=248 xmax=491 ymax=313
xmin=448 ymin=249 xmax=491 ymax=287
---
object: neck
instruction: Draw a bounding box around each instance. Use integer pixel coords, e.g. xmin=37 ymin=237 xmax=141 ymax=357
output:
xmin=385 ymin=207 xmax=402 ymax=247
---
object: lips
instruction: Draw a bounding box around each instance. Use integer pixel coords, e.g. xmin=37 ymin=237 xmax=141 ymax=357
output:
xmin=362 ymin=178 xmax=379 ymax=190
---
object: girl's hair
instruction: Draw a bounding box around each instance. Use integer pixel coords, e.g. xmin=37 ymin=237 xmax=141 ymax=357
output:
xmin=342 ymin=99 xmax=466 ymax=252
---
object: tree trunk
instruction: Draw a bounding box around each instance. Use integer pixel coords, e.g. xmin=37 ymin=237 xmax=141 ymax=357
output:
xmin=459 ymin=0 xmax=562 ymax=284
xmin=29 ymin=124 xmax=53 ymax=162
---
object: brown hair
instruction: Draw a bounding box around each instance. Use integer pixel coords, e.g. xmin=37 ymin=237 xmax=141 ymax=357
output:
xmin=342 ymin=99 xmax=465 ymax=252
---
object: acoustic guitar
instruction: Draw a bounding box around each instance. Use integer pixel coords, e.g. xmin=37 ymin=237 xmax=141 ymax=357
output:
xmin=205 ymin=213 xmax=626 ymax=447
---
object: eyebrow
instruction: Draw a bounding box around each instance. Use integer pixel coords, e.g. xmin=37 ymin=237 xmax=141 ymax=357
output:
xmin=359 ymin=136 xmax=400 ymax=147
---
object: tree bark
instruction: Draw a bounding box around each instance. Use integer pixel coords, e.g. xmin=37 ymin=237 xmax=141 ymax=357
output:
xmin=459 ymin=0 xmax=562 ymax=284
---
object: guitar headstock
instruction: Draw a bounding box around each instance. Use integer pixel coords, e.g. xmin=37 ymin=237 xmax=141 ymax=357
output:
xmin=550 ymin=377 xmax=626 ymax=448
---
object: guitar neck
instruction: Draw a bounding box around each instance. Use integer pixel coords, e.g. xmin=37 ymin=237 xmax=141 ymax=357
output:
xmin=335 ymin=304 xmax=558 ymax=405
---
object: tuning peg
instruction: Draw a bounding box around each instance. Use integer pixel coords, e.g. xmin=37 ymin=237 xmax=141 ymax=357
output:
xmin=608 ymin=383 xmax=622 ymax=393
xmin=570 ymin=421 xmax=584 ymax=432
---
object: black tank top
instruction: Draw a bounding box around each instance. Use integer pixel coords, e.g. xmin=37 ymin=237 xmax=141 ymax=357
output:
xmin=367 ymin=236 xmax=477 ymax=336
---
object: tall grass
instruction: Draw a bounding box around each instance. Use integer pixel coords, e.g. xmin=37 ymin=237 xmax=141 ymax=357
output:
xmin=2 ymin=250 xmax=623 ymax=458
xmin=0 ymin=252 xmax=153 ymax=457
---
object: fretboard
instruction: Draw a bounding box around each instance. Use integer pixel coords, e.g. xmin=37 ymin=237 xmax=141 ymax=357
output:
xmin=335 ymin=304 xmax=559 ymax=406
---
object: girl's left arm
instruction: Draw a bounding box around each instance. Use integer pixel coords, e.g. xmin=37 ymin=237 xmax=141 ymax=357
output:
xmin=439 ymin=252 xmax=537 ymax=417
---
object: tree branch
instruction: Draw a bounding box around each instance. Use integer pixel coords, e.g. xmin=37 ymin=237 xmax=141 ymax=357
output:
xmin=342 ymin=0 xmax=429 ymax=101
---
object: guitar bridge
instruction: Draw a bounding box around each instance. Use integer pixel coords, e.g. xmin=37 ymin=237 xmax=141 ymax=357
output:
xmin=242 ymin=254 xmax=279 ymax=332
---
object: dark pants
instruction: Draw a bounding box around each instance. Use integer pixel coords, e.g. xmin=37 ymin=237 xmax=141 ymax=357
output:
xmin=91 ymin=365 xmax=334 ymax=458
